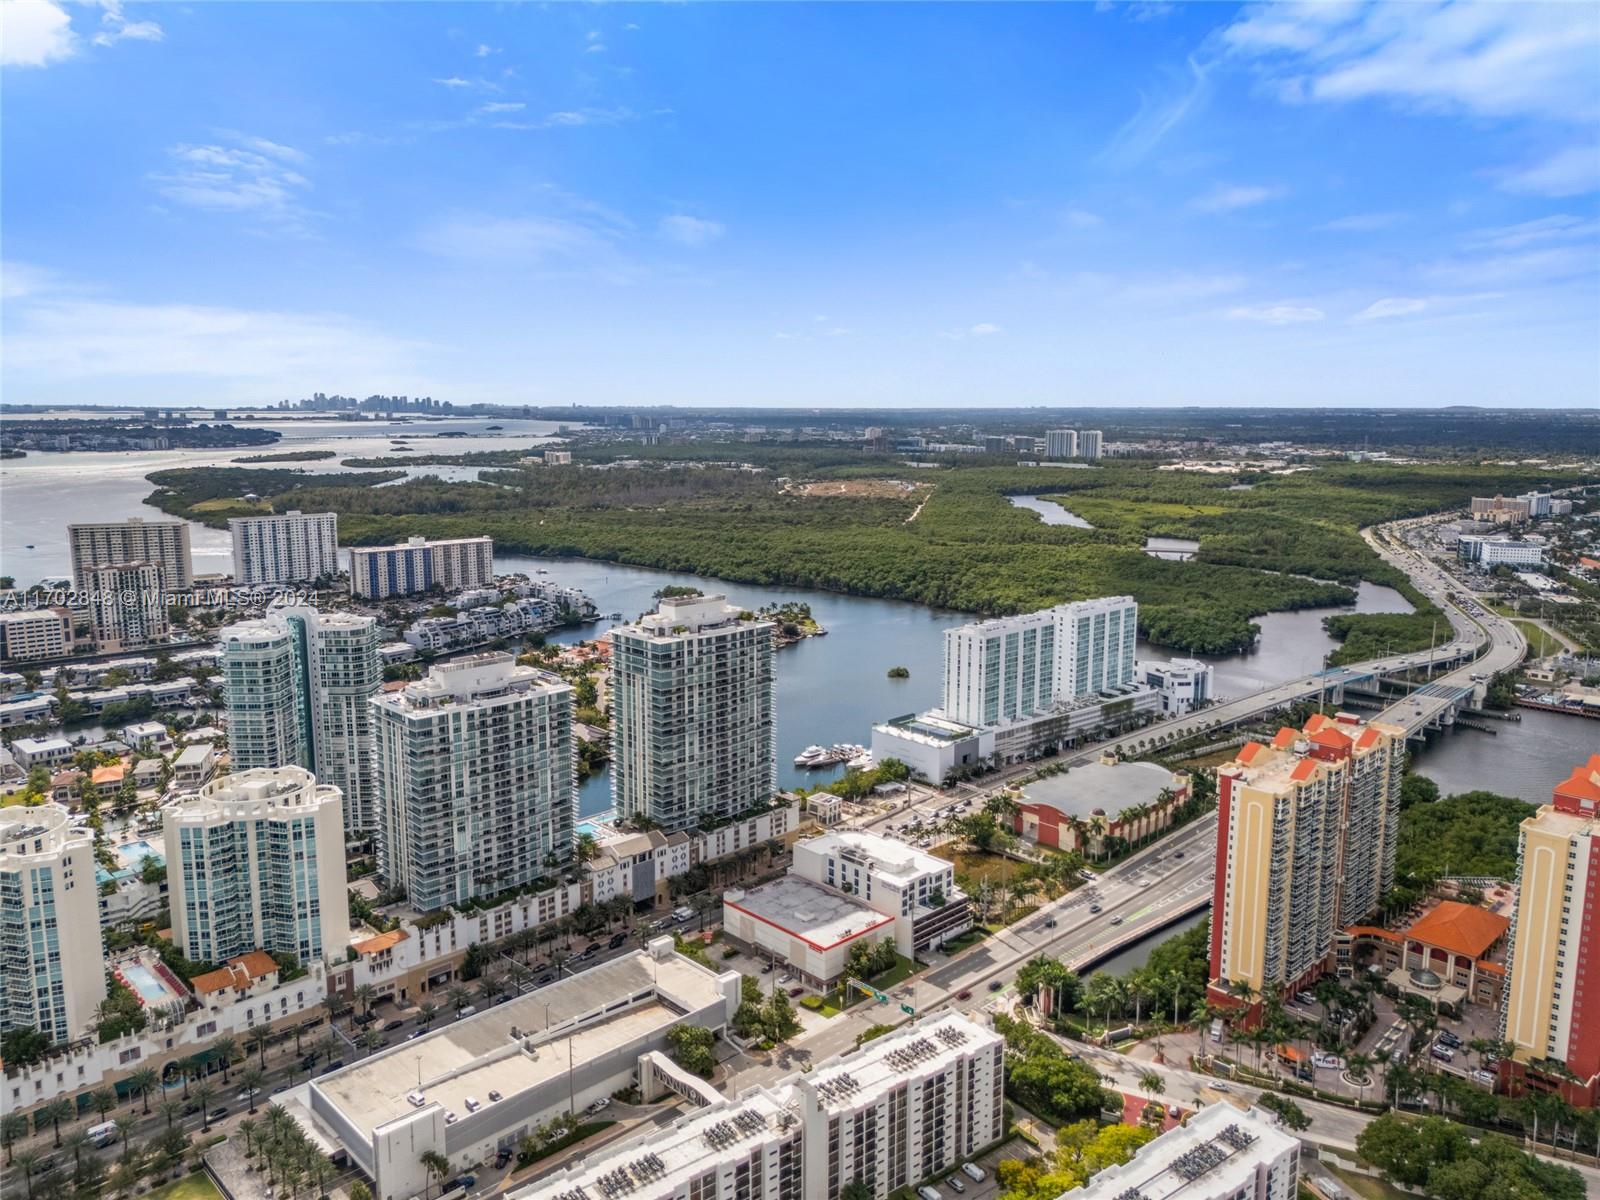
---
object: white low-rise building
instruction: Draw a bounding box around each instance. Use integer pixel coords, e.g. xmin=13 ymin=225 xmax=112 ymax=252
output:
xmin=0 ymin=695 xmax=56 ymax=729
xmin=1063 ymin=1101 xmax=1299 ymax=1200
xmin=11 ymin=736 xmax=74 ymax=770
xmin=871 ymin=711 xmax=993 ymax=784
xmin=792 ymin=829 xmax=971 ymax=955
xmin=529 ymin=1011 xmax=1004 ymax=1200
xmin=723 ymin=874 xmax=897 ymax=987
xmin=298 ymin=941 xmax=739 ymax=1200
xmin=1141 ymin=657 xmax=1214 ymax=716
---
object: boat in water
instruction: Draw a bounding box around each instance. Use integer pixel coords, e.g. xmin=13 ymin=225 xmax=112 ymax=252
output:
xmin=794 ymin=744 xmax=831 ymax=768
xmin=846 ymin=750 xmax=874 ymax=771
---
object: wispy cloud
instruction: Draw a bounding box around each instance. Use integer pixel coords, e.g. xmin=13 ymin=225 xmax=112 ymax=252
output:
xmin=149 ymin=134 xmax=316 ymax=235
xmin=1063 ymin=209 xmax=1103 ymax=229
xmin=92 ymin=0 xmax=161 ymax=47
xmin=1315 ymin=212 xmax=1406 ymax=233
xmin=495 ymin=107 xmax=637 ymax=131
xmin=1095 ymin=1 xmax=1177 ymax=22
xmin=658 ymin=214 xmax=724 ymax=247
xmin=473 ymin=43 xmax=499 ymax=58
xmin=433 ymin=76 xmax=472 ymax=89
xmin=1351 ymin=297 xmax=1426 ymax=323
xmin=1495 ymin=145 xmax=1600 ymax=198
xmin=939 ymin=323 xmax=1003 ymax=340
xmin=585 ymin=30 xmax=606 ymax=53
xmin=1466 ymin=214 xmax=1599 ymax=252
xmin=1191 ymin=183 xmax=1285 ymax=213
xmin=479 ymin=101 xmax=525 ymax=115
xmin=1119 ymin=272 xmax=1247 ymax=304
xmin=1223 ymin=2 xmax=1600 ymax=123
xmin=1226 ymin=303 xmax=1323 ymax=325
xmin=1098 ymin=56 xmax=1211 ymax=168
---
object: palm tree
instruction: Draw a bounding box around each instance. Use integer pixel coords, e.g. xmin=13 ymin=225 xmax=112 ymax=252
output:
xmin=1347 ymin=1052 xmax=1373 ymax=1105
xmin=112 ymin=1115 xmax=137 ymax=1163
xmin=37 ymin=1098 xmax=73 ymax=1148
xmin=420 ymin=1149 xmax=451 ymax=1200
xmin=13 ymin=1148 xmax=41 ymax=1200
xmin=354 ymin=984 xmax=378 ymax=1021
xmin=239 ymin=1116 xmax=259 ymax=1159
xmin=445 ymin=984 xmax=469 ymax=1015
xmin=416 ymin=1001 xmax=438 ymax=1029
xmin=1 ymin=1112 xmax=28 ymax=1165
xmin=320 ymin=993 xmax=349 ymax=1032
xmin=193 ymin=1081 xmax=217 ymax=1131
xmin=128 ymin=1066 xmax=160 ymax=1114
xmin=61 ymin=1128 xmax=91 ymax=1181
xmin=358 ymin=1028 xmax=385 ymax=1058
xmin=247 ymin=1023 xmax=272 ymax=1068
xmin=1138 ymin=1070 xmax=1163 ymax=1104
xmin=90 ymin=1090 xmax=117 ymax=1121
xmin=240 ymin=1067 xmax=266 ymax=1113
xmin=214 ymin=1035 xmax=240 ymax=1083
xmin=159 ymin=1098 xmax=184 ymax=1131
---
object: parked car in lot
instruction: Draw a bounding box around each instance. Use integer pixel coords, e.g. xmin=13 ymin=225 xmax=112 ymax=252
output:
xmin=788 ymin=987 xmax=804 ymax=998
xmin=1430 ymin=1046 xmax=1455 ymax=1063
xmin=587 ymin=1097 xmax=612 ymax=1114
xmin=494 ymin=1148 xmax=513 ymax=1170
xmin=944 ymin=1175 xmax=966 ymax=1193
xmin=917 ymin=1187 xmax=943 ymax=1200
xmin=961 ymin=1163 xmax=985 ymax=1182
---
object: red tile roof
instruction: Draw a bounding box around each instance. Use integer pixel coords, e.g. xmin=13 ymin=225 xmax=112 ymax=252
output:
xmin=353 ymin=928 xmax=409 ymax=956
xmin=1290 ymin=759 xmax=1319 ymax=783
xmin=1271 ymin=727 xmax=1298 ymax=750
xmin=1309 ymin=725 xmax=1353 ymax=751
xmin=1554 ymin=755 xmax=1600 ymax=812
xmin=190 ymin=950 xmax=280 ymax=996
xmin=1236 ymin=742 xmax=1266 ymax=765
xmin=1404 ymin=901 xmax=1510 ymax=960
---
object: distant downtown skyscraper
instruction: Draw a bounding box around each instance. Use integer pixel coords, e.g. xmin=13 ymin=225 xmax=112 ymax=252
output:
xmin=1499 ymin=754 xmax=1600 ymax=1102
xmin=370 ymin=652 xmax=575 ymax=911
xmin=220 ymin=606 xmax=382 ymax=833
xmin=164 ymin=766 xmax=349 ymax=967
xmin=940 ymin=596 xmax=1138 ymax=728
xmin=69 ymin=517 xmax=193 ymax=590
xmin=1208 ymin=714 xmax=1404 ymax=1012
xmin=230 ymin=510 xmax=340 ymax=586
xmin=0 ymin=804 xmax=106 ymax=1043
xmin=610 ymin=593 xmax=776 ymax=831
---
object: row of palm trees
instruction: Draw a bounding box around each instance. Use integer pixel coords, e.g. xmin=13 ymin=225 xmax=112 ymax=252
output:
xmin=239 ymin=1103 xmax=340 ymax=1200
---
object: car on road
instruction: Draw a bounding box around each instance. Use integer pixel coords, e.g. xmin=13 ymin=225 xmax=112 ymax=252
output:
xmin=1173 ymin=851 xmax=1184 ymax=859
xmin=1109 ymin=915 xmax=1123 ymax=925
xmin=1089 ymin=904 xmax=1103 ymax=914
xmin=383 ymin=1019 xmax=405 ymax=1032
xmin=449 ymin=1176 xmax=476 ymax=1192
xmin=586 ymin=1097 xmax=612 ymax=1114
xmin=608 ymin=932 xmax=627 ymax=949
xmin=957 ymin=990 xmax=972 ymax=1000
xmin=988 ymin=980 xmax=1003 ymax=992
xmin=1043 ymin=917 xmax=1056 ymax=928
xmin=761 ymin=962 xmax=774 ymax=974
xmin=494 ymin=1148 xmax=513 ymax=1170
xmin=535 ymin=975 xmax=553 ymax=986
xmin=208 ymin=1107 xmax=229 ymax=1122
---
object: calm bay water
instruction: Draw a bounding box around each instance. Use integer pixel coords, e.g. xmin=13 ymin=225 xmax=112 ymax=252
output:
xmin=3 ymin=437 xmax=1589 ymax=821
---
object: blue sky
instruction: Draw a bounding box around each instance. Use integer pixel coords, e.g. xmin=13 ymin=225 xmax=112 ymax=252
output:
xmin=3 ymin=1 xmax=1597 ymax=409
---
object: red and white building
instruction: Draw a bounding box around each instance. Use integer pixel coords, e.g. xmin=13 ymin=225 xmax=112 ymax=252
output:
xmin=1500 ymin=754 xmax=1600 ymax=1107
xmin=1010 ymin=758 xmax=1189 ymax=855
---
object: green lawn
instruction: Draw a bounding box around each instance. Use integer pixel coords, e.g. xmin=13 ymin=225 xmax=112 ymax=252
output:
xmin=1325 ymin=1164 xmax=1415 ymax=1200
xmin=142 ymin=1174 xmax=223 ymax=1200
xmin=1511 ymin=619 xmax=1563 ymax=658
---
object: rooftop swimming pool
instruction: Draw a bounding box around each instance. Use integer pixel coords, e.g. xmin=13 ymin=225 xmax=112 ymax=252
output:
xmin=118 ymin=961 xmax=178 ymax=1008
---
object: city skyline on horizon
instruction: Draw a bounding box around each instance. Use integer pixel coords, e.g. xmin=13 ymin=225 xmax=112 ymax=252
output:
xmin=3 ymin=1 xmax=1598 ymax=411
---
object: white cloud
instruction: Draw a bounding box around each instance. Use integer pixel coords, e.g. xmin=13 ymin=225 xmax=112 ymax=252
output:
xmin=149 ymin=135 xmax=315 ymax=233
xmin=822 ymin=328 xmax=851 ymax=338
xmin=1222 ymin=2 xmax=1600 ymax=123
xmin=1352 ymin=297 xmax=1426 ymax=322
xmin=417 ymin=215 xmax=612 ymax=262
xmin=659 ymin=214 xmax=724 ymax=247
xmin=1 ymin=261 xmax=58 ymax=300
xmin=1226 ymin=304 xmax=1324 ymax=325
xmin=473 ymin=44 xmax=499 ymax=58
xmin=1098 ymin=56 xmax=1211 ymax=167
xmin=1063 ymin=209 xmax=1103 ymax=229
xmin=1315 ymin=212 xmax=1406 ymax=232
xmin=433 ymin=77 xmax=472 ymax=88
xmin=92 ymin=0 xmax=161 ymax=47
xmin=585 ymin=43 xmax=606 ymax=54
xmin=1427 ymin=246 xmax=1596 ymax=288
xmin=1496 ymin=145 xmax=1600 ymax=198
xmin=1191 ymin=183 xmax=1285 ymax=213
xmin=496 ymin=107 xmax=636 ymax=130
xmin=938 ymin=323 xmax=1004 ymax=340
xmin=1 ymin=0 xmax=78 ymax=67
xmin=478 ymin=101 xmax=525 ymax=114
xmin=1466 ymin=214 xmax=1599 ymax=251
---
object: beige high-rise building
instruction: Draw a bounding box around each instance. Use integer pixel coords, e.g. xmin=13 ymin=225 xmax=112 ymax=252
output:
xmin=0 ymin=804 xmax=106 ymax=1043
xmin=0 ymin=607 xmax=74 ymax=662
xmin=1208 ymin=714 xmax=1404 ymax=1009
xmin=69 ymin=517 xmax=193 ymax=590
xmin=1499 ymin=755 xmax=1600 ymax=1106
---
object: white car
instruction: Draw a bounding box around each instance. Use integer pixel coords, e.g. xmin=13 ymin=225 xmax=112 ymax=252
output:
xmin=586 ymin=1097 xmax=612 ymax=1114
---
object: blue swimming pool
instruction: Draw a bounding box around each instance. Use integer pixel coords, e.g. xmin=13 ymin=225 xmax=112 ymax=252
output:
xmin=120 ymin=962 xmax=170 ymax=1007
